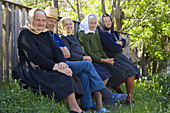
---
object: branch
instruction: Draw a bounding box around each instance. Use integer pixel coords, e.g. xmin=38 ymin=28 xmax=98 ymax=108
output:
xmin=81 ymin=1 xmax=87 ymax=8
xmin=125 ymin=0 xmax=158 ymax=32
xmin=122 ymin=0 xmax=141 ymax=31
xmin=124 ymin=17 xmax=170 ymax=19
xmin=120 ymin=0 xmax=127 ymax=8
xmin=66 ymin=0 xmax=77 ymax=13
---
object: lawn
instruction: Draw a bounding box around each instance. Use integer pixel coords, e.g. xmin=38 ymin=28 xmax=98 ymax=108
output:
xmin=0 ymin=73 xmax=169 ymax=113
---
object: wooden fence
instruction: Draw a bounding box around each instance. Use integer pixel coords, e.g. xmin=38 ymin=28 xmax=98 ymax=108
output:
xmin=0 ymin=0 xmax=130 ymax=83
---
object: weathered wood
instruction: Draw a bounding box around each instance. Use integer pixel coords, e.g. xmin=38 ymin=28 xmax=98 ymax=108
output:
xmin=5 ymin=2 xmax=10 ymax=81
xmin=9 ymin=4 xmax=14 ymax=74
xmin=0 ymin=1 xmax=3 ymax=82
xmin=14 ymin=6 xmax=19 ymax=67
xmin=1 ymin=0 xmax=32 ymax=10
xmin=74 ymin=22 xmax=79 ymax=37
xmin=21 ymin=7 xmax=26 ymax=27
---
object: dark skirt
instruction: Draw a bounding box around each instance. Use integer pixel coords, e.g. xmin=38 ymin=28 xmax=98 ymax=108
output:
xmin=113 ymin=52 xmax=140 ymax=79
xmin=92 ymin=62 xmax=112 ymax=81
xmin=12 ymin=61 xmax=84 ymax=102
xmin=95 ymin=62 xmax=127 ymax=87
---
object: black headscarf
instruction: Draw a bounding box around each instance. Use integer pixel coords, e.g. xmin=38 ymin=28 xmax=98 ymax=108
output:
xmin=99 ymin=13 xmax=113 ymax=31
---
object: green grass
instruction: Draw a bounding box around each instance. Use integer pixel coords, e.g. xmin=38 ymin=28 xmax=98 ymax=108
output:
xmin=0 ymin=73 xmax=169 ymax=113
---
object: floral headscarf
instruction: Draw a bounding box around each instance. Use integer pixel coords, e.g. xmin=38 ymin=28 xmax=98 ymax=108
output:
xmin=78 ymin=14 xmax=98 ymax=34
xmin=22 ymin=8 xmax=49 ymax=34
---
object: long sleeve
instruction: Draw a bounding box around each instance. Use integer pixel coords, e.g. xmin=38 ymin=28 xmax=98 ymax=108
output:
xmin=114 ymin=31 xmax=126 ymax=48
xmin=98 ymin=29 xmax=123 ymax=54
xmin=18 ymin=30 xmax=55 ymax=70
xmin=60 ymin=35 xmax=84 ymax=61
xmin=48 ymin=33 xmax=65 ymax=63
xmin=78 ymin=31 xmax=107 ymax=62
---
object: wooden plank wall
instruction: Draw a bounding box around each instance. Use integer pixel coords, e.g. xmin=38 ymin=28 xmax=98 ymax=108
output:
xmin=0 ymin=0 xmax=31 ymax=83
xmin=0 ymin=0 xmax=131 ymax=83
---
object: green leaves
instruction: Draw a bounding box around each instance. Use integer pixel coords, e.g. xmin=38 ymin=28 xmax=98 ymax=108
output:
xmin=0 ymin=81 xmax=68 ymax=113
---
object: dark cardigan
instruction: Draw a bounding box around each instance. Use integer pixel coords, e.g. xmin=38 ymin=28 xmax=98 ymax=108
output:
xmin=98 ymin=28 xmax=126 ymax=57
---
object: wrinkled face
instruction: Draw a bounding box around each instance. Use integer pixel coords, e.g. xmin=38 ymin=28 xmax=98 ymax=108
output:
xmin=103 ymin=16 xmax=112 ymax=29
xmin=88 ymin=18 xmax=97 ymax=31
xmin=46 ymin=17 xmax=57 ymax=31
xmin=33 ymin=11 xmax=46 ymax=31
xmin=63 ymin=18 xmax=73 ymax=34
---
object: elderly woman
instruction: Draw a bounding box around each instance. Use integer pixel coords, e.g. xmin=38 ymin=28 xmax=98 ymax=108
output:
xmin=78 ymin=14 xmax=130 ymax=101
xmin=44 ymin=7 xmax=127 ymax=112
xmin=12 ymin=8 xmax=84 ymax=113
xmin=98 ymin=13 xmax=140 ymax=105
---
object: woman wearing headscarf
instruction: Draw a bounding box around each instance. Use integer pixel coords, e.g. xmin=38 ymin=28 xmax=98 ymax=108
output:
xmin=78 ymin=14 xmax=130 ymax=102
xmin=98 ymin=13 xmax=140 ymax=105
xmin=12 ymin=8 xmax=84 ymax=113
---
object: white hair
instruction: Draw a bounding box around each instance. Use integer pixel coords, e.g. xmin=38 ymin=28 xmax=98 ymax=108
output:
xmin=35 ymin=10 xmax=45 ymax=15
xmin=88 ymin=14 xmax=97 ymax=22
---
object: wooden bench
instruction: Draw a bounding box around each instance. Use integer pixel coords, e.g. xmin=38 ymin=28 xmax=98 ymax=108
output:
xmin=0 ymin=0 xmax=130 ymax=83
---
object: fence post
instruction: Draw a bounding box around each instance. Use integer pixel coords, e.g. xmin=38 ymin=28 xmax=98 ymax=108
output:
xmin=0 ymin=1 xmax=3 ymax=82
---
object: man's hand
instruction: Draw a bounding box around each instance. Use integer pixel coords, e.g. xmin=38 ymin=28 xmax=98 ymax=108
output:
xmin=83 ymin=56 xmax=92 ymax=62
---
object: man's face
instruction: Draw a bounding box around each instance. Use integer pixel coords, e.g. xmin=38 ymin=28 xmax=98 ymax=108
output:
xmin=46 ymin=17 xmax=57 ymax=31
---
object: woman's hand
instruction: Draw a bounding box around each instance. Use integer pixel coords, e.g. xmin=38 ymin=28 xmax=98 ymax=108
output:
xmin=116 ymin=41 xmax=123 ymax=46
xmin=101 ymin=58 xmax=114 ymax=65
xmin=52 ymin=63 xmax=72 ymax=76
xmin=58 ymin=62 xmax=69 ymax=69
xmin=83 ymin=56 xmax=92 ymax=62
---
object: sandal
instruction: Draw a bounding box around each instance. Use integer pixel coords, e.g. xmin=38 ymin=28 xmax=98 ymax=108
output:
xmin=95 ymin=108 xmax=110 ymax=113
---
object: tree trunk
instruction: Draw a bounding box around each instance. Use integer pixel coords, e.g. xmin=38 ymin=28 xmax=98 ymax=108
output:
xmin=76 ymin=0 xmax=81 ymax=21
xmin=101 ymin=0 xmax=106 ymax=14
xmin=110 ymin=0 xmax=124 ymax=30
xmin=152 ymin=61 xmax=157 ymax=75
xmin=52 ymin=0 xmax=59 ymax=15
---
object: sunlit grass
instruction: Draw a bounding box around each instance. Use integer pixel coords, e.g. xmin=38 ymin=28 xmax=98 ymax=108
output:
xmin=0 ymin=73 xmax=169 ymax=113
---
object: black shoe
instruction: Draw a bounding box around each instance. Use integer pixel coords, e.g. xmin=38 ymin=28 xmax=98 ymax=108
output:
xmin=82 ymin=107 xmax=90 ymax=112
xmin=125 ymin=100 xmax=135 ymax=106
xmin=69 ymin=110 xmax=83 ymax=113
xmin=112 ymin=87 xmax=124 ymax=94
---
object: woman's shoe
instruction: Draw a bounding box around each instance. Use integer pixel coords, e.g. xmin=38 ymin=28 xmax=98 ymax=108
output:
xmin=69 ymin=110 xmax=83 ymax=113
xmin=111 ymin=93 xmax=128 ymax=103
xmin=112 ymin=87 xmax=124 ymax=94
xmin=103 ymin=93 xmax=128 ymax=105
xmin=125 ymin=100 xmax=135 ymax=106
xmin=95 ymin=108 xmax=110 ymax=113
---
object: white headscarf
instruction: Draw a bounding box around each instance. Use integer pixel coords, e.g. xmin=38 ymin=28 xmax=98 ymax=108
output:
xmin=78 ymin=14 xmax=98 ymax=34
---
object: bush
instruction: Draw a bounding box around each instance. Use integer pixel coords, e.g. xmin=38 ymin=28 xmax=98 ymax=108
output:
xmin=0 ymin=80 xmax=68 ymax=113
